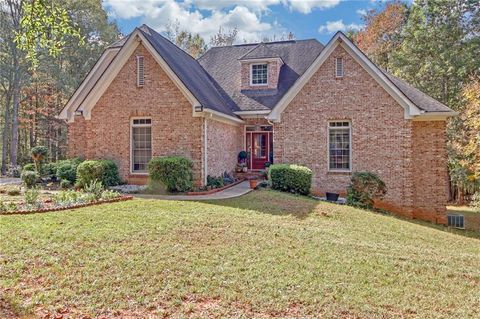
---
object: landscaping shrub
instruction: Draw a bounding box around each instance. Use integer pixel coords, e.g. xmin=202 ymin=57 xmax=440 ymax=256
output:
xmin=83 ymin=180 xmax=104 ymax=200
xmin=24 ymin=188 xmax=41 ymax=208
xmin=101 ymin=190 xmax=120 ymax=200
xmin=346 ymin=172 xmax=387 ymax=209
xmin=56 ymin=158 xmax=83 ymax=183
xmin=60 ymin=179 xmax=72 ymax=189
xmin=22 ymin=163 xmax=36 ymax=172
xmin=148 ymin=156 xmax=193 ymax=192
xmin=42 ymin=162 xmax=57 ymax=177
xmin=76 ymin=160 xmax=120 ymax=188
xmin=268 ymin=164 xmax=312 ymax=195
xmin=207 ymin=175 xmax=224 ymax=189
xmin=21 ymin=171 xmax=38 ymax=188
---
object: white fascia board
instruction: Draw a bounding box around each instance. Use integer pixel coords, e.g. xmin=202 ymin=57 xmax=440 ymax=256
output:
xmin=202 ymin=108 xmax=244 ymax=126
xmin=412 ymin=111 xmax=458 ymax=121
xmin=80 ymin=29 xmax=202 ymax=120
xmin=58 ymin=47 xmax=120 ymax=122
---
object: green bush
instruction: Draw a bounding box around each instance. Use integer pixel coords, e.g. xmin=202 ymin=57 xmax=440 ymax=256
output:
xmin=24 ymin=188 xmax=41 ymax=208
xmin=83 ymin=180 xmax=104 ymax=200
xmin=346 ymin=172 xmax=387 ymax=209
xmin=42 ymin=162 xmax=57 ymax=176
xmin=56 ymin=158 xmax=83 ymax=183
xmin=21 ymin=171 xmax=38 ymax=188
xmin=207 ymin=175 xmax=224 ymax=189
xmin=148 ymin=156 xmax=193 ymax=192
xmin=101 ymin=190 xmax=120 ymax=200
xmin=60 ymin=179 xmax=72 ymax=189
xmin=268 ymin=164 xmax=312 ymax=195
xmin=76 ymin=160 xmax=120 ymax=188
xmin=22 ymin=163 xmax=36 ymax=172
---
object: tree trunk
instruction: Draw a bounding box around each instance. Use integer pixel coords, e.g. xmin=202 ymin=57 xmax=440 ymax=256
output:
xmin=1 ymin=89 xmax=12 ymax=175
xmin=10 ymin=52 xmax=20 ymax=167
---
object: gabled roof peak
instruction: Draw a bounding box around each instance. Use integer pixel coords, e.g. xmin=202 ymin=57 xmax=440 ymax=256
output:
xmin=239 ymin=43 xmax=281 ymax=61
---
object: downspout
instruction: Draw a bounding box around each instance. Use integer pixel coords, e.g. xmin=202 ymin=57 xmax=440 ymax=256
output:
xmin=204 ymin=117 xmax=208 ymax=186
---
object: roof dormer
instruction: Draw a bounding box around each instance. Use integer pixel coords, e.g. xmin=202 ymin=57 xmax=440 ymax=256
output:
xmin=239 ymin=43 xmax=284 ymax=91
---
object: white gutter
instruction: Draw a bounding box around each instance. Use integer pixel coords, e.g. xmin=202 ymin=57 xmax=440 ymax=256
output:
xmin=202 ymin=108 xmax=245 ymax=124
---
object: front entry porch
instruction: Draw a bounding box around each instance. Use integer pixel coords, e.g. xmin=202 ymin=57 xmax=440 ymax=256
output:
xmin=245 ymin=125 xmax=273 ymax=170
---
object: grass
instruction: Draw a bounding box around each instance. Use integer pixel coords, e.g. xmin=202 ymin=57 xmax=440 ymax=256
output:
xmin=0 ymin=190 xmax=479 ymax=318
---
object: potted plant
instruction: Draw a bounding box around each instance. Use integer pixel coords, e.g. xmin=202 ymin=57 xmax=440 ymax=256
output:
xmin=242 ymin=163 xmax=248 ymax=173
xmin=326 ymin=192 xmax=339 ymax=202
xmin=249 ymin=178 xmax=258 ymax=189
xmin=264 ymin=161 xmax=271 ymax=170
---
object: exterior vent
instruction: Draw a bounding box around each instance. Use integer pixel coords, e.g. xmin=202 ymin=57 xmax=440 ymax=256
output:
xmin=136 ymin=55 xmax=144 ymax=87
xmin=447 ymin=214 xmax=465 ymax=229
xmin=335 ymin=57 xmax=344 ymax=78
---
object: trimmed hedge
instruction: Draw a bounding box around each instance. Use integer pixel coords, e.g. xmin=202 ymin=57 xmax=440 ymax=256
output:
xmin=148 ymin=156 xmax=193 ymax=192
xmin=268 ymin=164 xmax=312 ymax=195
xmin=76 ymin=160 xmax=120 ymax=188
xmin=56 ymin=158 xmax=83 ymax=183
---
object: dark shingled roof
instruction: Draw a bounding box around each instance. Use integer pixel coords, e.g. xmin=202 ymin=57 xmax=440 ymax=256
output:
xmin=383 ymin=72 xmax=453 ymax=113
xmin=137 ymin=25 xmax=239 ymax=117
xmin=199 ymin=39 xmax=324 ymax=111
xmin=239 ymin=43 xmax=282 ymax=60
xmin=108 ymin=25 xmax=453 ymax=116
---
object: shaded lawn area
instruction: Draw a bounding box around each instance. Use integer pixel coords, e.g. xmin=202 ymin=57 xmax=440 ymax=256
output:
xmin=1 ymin=190 xmax=479 ymax=318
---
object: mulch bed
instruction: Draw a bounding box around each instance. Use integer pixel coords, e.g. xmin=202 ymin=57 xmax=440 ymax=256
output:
xmin=0 ymin=195 xmax=133 ymax=216
xmin=186 ymin=179 xmax=245 ymax=196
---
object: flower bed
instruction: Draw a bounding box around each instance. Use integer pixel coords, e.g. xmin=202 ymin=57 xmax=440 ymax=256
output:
xmin=186 ymin=178 xmax=245 ymax=196
xmin=0 ymin=195 xmax=133 ymax=215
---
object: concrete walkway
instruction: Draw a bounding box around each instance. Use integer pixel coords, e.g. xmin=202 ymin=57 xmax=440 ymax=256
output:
xmin=133 ymin=180 xmax=253 ymax=201
xmin=0 ymin=178 xmax=21 ymax=185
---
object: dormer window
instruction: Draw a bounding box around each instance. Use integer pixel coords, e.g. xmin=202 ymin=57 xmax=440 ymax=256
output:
xmin=335 ymin=57 xmax=344 ymax=78
xmin=251 ymin=63 xmax=268 ymax=85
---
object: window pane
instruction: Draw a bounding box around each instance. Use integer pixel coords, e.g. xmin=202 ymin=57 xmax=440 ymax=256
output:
xmin=132 ymin=124 xmax=152 ymax=172
xmin=251 ymin=64 xmax=268 ymax=85
xmin=329 ymin=124 xmax=350 ymax=170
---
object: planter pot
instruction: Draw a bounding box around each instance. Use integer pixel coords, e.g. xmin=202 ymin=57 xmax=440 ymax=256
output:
xmin=242 ymin=167 xmax=248 ymax=173
xmin=249 ymin=179 xmax=258 ymax=189
xmin=326 ymin=192 xmax=339 ymax=202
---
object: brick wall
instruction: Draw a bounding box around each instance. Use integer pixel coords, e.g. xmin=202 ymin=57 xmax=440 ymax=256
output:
xmin=206 ymin=119 xmax=243 ymax=178
xmin=411 ymin=121 xmax=448 ymax=223
xmin=240 ymin=60 xmax=281 ymax=90
xmin=67 ymin=43 xmax=204 ymax=185
xmin=273 ymin=44 xmax=447 ymax=221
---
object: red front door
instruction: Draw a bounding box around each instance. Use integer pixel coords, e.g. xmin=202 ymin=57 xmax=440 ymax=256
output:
xmin=251 ymin=133 xmax=268 ymax=169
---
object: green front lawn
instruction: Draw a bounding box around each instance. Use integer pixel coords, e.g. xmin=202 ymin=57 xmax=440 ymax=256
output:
xmin=1 ymin=190 xmax=479 ymax=318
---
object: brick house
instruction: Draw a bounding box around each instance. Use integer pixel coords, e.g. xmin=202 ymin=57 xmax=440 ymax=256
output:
xmin=59 ymin=25 xmax=456 ymax=223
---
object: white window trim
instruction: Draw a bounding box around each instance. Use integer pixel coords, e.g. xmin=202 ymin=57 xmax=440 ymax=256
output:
xmin=327 ymin=120 xmax=352 ymax=172
xmin=136 ymin=55 xmax=144 ymax=87
xmin=130 ymin=117 xmax=152 ymax=174
xmin=335 ymin=57 xmax=344 ymax=78
xmin=250 ymin=63 xmax=268 ymax=86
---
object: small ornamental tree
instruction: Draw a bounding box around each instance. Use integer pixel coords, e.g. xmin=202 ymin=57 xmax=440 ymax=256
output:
xmin=346 ymin=172 xmax=387 ymax=209
xmin=31 ymin=146 xmax=48 ymax=174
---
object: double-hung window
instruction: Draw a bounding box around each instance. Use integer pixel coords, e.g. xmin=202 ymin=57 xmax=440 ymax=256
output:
xmin=328 ymin=121 xmax=351 ymax=171
xmin=251 ymin=64 xmax=268 ymax=85
xmin=131 ymin=118 xmax=152 ymax=173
